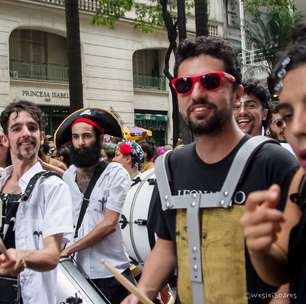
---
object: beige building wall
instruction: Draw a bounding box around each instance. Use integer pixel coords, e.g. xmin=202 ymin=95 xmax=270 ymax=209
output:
xmin=0 ymin=0 xmax=237 ymax=143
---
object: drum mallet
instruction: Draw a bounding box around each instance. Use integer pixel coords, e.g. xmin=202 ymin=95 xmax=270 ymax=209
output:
xmin=0 ymin=237 xmax=9 ymax=259
xmin=101 ymin=260 xmax=154 ymax=304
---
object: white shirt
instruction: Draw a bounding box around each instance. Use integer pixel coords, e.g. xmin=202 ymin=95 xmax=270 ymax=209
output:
xmin=0 ymin=162 xmax=73 ymax=304
xmin=63 ymin=162 xmax=131 ymax=279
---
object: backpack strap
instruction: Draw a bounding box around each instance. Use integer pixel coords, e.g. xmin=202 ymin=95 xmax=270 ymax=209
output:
xmin=74 ymin=161 xmax=108 ymax=239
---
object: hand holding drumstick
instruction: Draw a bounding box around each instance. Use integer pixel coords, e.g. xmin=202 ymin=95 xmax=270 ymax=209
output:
xmin=101 ymin=260 xmax=154 ymax=304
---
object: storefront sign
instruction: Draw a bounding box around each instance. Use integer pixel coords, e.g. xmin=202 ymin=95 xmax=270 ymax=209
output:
xmin=10 ymin=85 xmax=70 ymax=105
xmin=22 ymin=90 xmax=69 ymax=99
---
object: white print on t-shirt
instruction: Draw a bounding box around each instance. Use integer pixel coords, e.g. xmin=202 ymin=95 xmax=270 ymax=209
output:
xmin=177 ymin=189 xmax=246 ymax=205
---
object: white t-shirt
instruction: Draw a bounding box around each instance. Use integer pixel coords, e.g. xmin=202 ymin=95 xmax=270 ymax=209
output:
xmin=63 ymin=162 xmax=131 ymax=279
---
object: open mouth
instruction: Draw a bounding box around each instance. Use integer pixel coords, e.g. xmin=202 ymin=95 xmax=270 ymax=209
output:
xmin=19 ymin=141 xmax=35 ymax=148
xmin=238 ymin=119 xmax=251 ymax=128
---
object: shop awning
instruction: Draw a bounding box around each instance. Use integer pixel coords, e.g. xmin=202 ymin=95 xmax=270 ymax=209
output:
xmin=135 ymin=113 xmax=168 ymax=122
xmin=135 ymin=113 xmax=168 ymax=131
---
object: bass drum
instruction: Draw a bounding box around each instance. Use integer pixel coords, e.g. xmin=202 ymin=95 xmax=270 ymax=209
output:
xmin=57 ymin=257 xmax=110 ymax=304
xmin=121 ymin=168 xmax=156 ymax=264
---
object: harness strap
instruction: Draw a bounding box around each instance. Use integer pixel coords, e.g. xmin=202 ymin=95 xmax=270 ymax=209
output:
xmin=21 ymin=171 xmax=60 ymax=201
xmin=154 ymin=136 xmax=278 ymax=304
xmin=74 ymin=161 xmax=108 ymax=239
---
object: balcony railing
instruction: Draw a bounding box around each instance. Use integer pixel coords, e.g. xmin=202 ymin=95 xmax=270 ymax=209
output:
xmin=10 ymin=61 xmax=68 ymax=82
xmin=18 ymin=0 xmax=119 ymax=13
xmin=134 ymin=74 xmax=167 ymax=91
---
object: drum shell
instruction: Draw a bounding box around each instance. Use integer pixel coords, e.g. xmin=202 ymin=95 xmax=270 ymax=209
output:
xmin=121 ymin=169 xmax=156 ymax=264
xmin=57 ymin=257 xmax=110 ymax=304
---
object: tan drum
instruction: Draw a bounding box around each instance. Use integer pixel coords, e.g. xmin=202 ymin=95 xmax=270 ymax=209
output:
xmin=57 ymin=257 xmax=110 ymax=304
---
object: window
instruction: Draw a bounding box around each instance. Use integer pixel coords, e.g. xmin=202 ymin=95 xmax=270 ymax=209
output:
xmin=226 ymin=0 xmax=240 ymax=29
xmin=133 ymin=49 xmax=166 ymax=91
xmin=9 ymin=29 xmax=68 ymax=82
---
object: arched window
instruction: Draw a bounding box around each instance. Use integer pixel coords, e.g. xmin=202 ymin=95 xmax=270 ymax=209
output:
xmin=9 ymin=29 xmax=68 ymax=82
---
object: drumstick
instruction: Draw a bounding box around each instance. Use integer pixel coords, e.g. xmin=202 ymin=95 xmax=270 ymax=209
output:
xmin=0 ymin=237 xmax=9 ymax=259
xmin=101 ymin=260 xmax=154 ymax=304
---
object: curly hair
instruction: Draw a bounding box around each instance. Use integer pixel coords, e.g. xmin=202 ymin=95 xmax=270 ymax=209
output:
xmin=173 ymin=36 xmax=242 ymax=85
xmin=242 ymin=80 xmax=270 ymax=109
xmin=1 ymin=100 xmax=46 ymax=134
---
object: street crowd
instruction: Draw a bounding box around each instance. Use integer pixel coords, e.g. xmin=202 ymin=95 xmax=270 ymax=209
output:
xmin=0 ymin=20 xmax=306 ymax=304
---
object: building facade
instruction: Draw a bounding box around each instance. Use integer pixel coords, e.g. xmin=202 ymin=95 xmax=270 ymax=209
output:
xmin=0 ymin=0 xmax=241 ymax=145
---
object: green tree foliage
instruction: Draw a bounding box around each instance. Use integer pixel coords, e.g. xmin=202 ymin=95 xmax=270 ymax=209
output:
xmin=92 ymin=0 xmax=133 ymax=28
xmin=245 ymin=0 xmax=302 ymax=71
xmin=93 ymin=0 xmax=193 ymax=33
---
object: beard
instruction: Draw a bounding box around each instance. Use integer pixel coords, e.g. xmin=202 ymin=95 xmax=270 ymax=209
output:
xmin=16 ymin=138 xmax=39 ymax=160
xmin=184 ymin=98 xmax=232 ymax=136
xmin=71 ymin=141 xmax=101 ymax=168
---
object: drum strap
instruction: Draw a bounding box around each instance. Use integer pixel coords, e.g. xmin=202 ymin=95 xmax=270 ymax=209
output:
xmin=74 ymin=161 xmax=108 ymax=239
xmin=21 ymin=171 xmax=60 ymax=201
xmin=0 ymin=170 xmax=59 ymax=238
xmin=155 ymin=136 xmax=277 ymax=304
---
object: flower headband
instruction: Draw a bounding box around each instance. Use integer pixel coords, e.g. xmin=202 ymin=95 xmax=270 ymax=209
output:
xmin=118 ymin=140 xmax=144 ymax=169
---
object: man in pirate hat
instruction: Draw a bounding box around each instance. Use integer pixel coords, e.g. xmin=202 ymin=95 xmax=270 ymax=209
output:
xmin=55 ymin=108 xmax=134 ymax=304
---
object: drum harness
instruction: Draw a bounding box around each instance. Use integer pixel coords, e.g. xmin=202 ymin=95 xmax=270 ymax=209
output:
xmin=0 ymin=170 xmax=59 ymax=304
xmin=74 ymin=161 xmax=108 ymax=239
xmin=154 ymin=136 xmax=277 ymax=304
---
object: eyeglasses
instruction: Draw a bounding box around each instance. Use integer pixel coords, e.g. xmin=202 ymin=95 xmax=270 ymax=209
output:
xmin=171 ymin=72 xmax=236 ymax=95
xmin=273 ymin=119 xmax=286 ymax=128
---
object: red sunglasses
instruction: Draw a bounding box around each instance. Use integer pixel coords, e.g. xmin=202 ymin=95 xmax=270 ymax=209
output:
xmin=171 ymin=71 xmax=236 ymax=95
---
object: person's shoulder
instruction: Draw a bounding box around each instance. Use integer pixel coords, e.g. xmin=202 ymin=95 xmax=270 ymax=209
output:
xmin=252 ymin=140 xmax=299 ymax=175
xmin=63 ymin=164 xmax=76 ymax=180
xmin=103 ymin=161 xmax=130 ymax=179
xmin=257 ymin=141 xmax=297 ymax=163
xmin=170 ymin=143 xmax=194 ymax=162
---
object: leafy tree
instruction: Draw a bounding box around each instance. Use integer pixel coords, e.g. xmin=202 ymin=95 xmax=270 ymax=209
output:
xmin=245 ymin=0 xmax=302 ymax=72
xmin=92 ymin=0 xmax=194 ymax=33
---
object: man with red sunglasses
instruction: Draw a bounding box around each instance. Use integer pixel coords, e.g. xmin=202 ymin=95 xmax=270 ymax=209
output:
xmin=122 ymin=37 xmax=298 ymax=304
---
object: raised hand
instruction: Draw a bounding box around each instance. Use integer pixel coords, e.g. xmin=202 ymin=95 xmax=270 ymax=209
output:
xmin=240 ymin=184 xmax=285 ymax=256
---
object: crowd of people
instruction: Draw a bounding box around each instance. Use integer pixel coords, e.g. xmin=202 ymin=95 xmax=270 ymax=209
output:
xmin=0 ymin=20 xmax=306 ymax=304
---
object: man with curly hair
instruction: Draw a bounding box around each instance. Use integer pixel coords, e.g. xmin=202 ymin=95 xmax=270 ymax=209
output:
xmin=233 ymin=80 xmax=270 ymax=136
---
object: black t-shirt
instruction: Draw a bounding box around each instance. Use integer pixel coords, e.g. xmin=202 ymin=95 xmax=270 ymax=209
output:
xmin=288 ymin=175 xmax=306 ymax=303
xmin=153 ymin=136 xmax=298 ymax=304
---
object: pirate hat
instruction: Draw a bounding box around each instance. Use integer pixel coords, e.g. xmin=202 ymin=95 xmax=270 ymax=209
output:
xmin=54 ymin=107 xmax=123 ymax=148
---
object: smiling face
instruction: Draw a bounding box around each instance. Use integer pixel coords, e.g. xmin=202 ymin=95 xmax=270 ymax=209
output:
xmin=177 ymin=54 xmax=242 ymax=136
xmin=3 ymin=111 xmax=44 ymax=162
xmin=233 ymin=94 xmax=268 ymax=136
xmin=278 ymin=63 xmax=306 ymax=170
